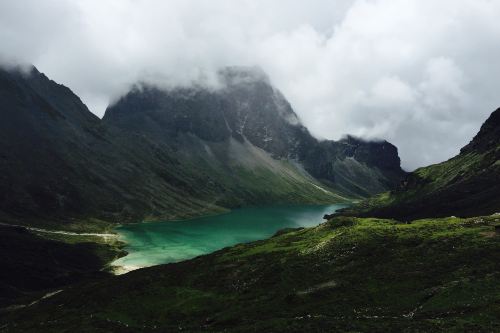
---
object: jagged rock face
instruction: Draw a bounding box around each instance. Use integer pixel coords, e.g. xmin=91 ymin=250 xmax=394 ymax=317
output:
xmin=104 ymin=67 xmax=310 ymax=159
xmin=105 ymin=67 xmax=405 ymax=198
xmin=339 ymin=136 xmax=402 ymax=171
xmin=297 ymin=136 xmax=404 ymax=197
xmin=217 ymin=67 xmax=308 ymax=158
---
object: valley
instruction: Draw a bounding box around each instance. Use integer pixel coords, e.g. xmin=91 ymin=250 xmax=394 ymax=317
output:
xmin=2 ymin=2 xmax=500 ymax=331
xmin=0 ymin=64 xmax=401 ymax=315
xmin=0 ymin=65 xmax=498 ymax=332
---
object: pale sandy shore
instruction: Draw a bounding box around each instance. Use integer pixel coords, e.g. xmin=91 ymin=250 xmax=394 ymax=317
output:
xmin=0 ymin=222 xmax=118 ymax=240
xmin=111 ymin=264 xmax=144 ymax=275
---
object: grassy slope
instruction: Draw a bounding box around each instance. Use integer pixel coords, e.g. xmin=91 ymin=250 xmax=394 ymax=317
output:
xmin=158 ymin=135 xmax=349 ymax=212
xmin=340 ymin=148 xmax=500 ymax=220
xmin=0 ymin=134 xmax=344 ymax=312
xmin=4 ymin=214 xmax=500 ymax=332
xmin=0 ymin=133 xmax=346 ymax=230
xmin=339 ymin=109 xmax=500 ymax=221
xmin=0 ymin=226 xmax=125 ymax=308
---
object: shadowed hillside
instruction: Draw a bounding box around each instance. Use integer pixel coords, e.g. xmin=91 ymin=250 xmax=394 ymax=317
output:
xmin=335 ymin=108 xmax=500 ymax=220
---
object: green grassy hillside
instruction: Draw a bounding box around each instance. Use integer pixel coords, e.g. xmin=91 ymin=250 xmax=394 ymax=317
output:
xmin=4 ymin=214 xmax=500 ymax=332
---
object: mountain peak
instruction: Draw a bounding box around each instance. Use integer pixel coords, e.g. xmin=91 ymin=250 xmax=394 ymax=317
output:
xmin=461 ymin=108 xmax=500 ymax=154
xmin=218 ymin=66 xmax=270 ymax=86
xmin=104 ymin=68 xmax=405 ymax=198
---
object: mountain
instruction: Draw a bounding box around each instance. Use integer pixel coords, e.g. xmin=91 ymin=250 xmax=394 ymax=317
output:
xmin=337 ymin=108 xmax=500 ymax=220
xmin=0 ymin=65 xmax=226 ymax=226
xmin=5 ymin=214 xmax=500 ymax=332
xmin=2 ymin=66 xmax=496 ymax=332
xmin=0 ymin=65 xmax=404 ymax=228
xmin=104 ymin=66 xmax=405 ymax=199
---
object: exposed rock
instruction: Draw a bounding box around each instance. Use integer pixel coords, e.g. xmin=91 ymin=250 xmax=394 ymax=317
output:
xmin=104 ymin=66 xmax=406 ymax=199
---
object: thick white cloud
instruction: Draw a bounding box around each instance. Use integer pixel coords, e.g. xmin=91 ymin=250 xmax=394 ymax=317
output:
xmin=1 ymin=0 xmax=499 ymax=170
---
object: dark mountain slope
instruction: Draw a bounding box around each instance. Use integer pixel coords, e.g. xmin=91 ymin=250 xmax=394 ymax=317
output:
xmin=339 ymin=108 xmax=500 ymax=220
xmin=0 ymin=66 xmax=337 ymax=227
xmin=104 ymin=66 xmax=405 ymax=199
xmin=0 ymin=66 xmax=227 ymax=226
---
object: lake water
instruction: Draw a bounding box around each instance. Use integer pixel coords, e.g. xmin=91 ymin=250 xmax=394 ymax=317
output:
xmin=112 ymin=204 xmax=346 ymax=273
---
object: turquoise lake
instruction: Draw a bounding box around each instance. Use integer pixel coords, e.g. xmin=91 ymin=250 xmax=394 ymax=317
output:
xmin=112 ymin=204 xmax=346 ymax=272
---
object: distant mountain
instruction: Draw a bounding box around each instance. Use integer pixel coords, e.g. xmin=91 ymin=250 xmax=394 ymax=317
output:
xmin=338 ymin=108 xmax=500 ymax=220
xmin=0 ymin=65 xmax=404 ymax=227
xmin=104 ymin=66 xmax=405 ymax=199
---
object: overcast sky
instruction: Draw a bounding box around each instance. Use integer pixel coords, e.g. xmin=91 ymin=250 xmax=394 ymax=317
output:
xmin=1 ymin=0 xmax=499 ymax=170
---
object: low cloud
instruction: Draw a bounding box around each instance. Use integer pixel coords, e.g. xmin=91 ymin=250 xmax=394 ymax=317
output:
xmin=1 ymin=0 xmax=499 ymax=170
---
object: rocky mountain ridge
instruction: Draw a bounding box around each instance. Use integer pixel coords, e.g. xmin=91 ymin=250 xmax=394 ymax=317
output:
xmin=104 ymin=66 xmax=405 ymax=199
xmin=0 ymin=65 xmax=405 ymax=227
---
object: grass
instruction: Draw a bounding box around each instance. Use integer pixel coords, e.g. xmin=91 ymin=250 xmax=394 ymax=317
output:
xmin=0 ymin=225 xmax=126 ymax=309
xmin=4 ymin=214 xmax=500 ymax=332
xmin=341 ymin=148 xmax=500 ymax=220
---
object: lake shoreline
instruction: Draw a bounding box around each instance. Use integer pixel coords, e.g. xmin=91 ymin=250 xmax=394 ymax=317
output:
xmin=111 ymin=204 xmax=348 ymax=274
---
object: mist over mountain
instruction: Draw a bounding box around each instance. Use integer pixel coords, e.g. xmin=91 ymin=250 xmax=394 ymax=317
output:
xmin=2 ymin=0 xmax=500 ymax=169
xmin=105 ymin=67 xmax=405 ymax=199
xmin=0 ymin=65 xmax=404 ymax=226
